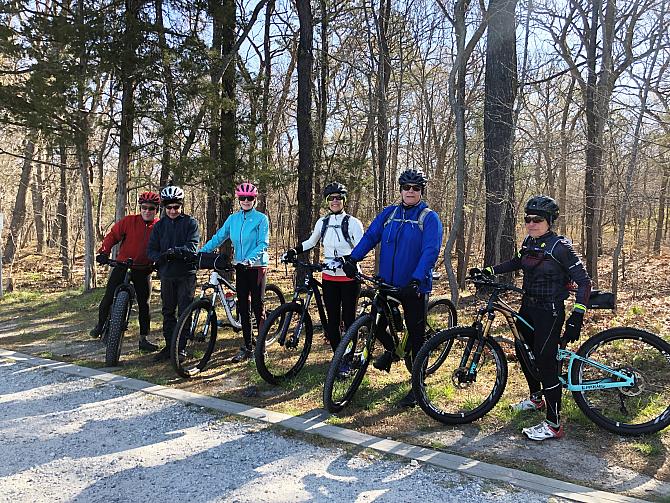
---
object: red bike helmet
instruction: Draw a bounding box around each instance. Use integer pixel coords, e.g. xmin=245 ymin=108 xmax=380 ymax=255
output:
xmin=138 ymin=191 xmax=160 ymax=206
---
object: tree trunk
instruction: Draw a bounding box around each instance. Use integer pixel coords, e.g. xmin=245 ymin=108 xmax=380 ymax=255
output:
xmin=31 ymin=161 xmax=46 ymax=253
xmin=155 ymin=0 xmax=177 ymax=187
xmin=483 ymin=0 xmax=518 ymax=268
xmin=375 ymin=0 xmax=391 ymax=210
xmin=654 ymin=161 xmax=669 ymax=254
xmin=3 ymin=134 xmax=35 ymax=264
xmin=58 ymin=143 xmax=71 ymax=280
xmin=207 ymin=0 xmax=223 ymax=240
xmin=257 ymin=0 xmax=275 ymax=214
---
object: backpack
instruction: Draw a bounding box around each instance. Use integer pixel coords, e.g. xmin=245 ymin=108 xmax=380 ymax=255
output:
xmin=320 ymin=214 xmax=356 ymax=249
xmin=383 ymin=205 xmax=432 ymax=232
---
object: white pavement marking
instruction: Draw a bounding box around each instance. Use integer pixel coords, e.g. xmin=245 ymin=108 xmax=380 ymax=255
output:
xmin=0 ymin=348 xmax=646 ymax=503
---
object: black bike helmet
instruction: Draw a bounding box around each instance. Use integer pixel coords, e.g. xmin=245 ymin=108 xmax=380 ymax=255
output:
xmin=524 ymin=195 xmax=559 ymax=224
xmin=323 ymin=182 xmax=348 ymax=199
xmin=398 ymin=169 xmax=428 ymax=187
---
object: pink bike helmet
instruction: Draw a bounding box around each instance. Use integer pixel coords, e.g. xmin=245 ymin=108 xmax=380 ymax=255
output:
xmin=235 ymin=182 xmax=258 ymax=197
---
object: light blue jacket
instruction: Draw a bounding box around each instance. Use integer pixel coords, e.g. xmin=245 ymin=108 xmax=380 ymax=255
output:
xmin=199 ymin=208 xmax=269 ymax=266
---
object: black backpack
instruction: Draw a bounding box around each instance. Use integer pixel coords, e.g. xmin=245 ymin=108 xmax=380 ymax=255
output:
xmin=320 ymin=214 xmax=356 ymax=249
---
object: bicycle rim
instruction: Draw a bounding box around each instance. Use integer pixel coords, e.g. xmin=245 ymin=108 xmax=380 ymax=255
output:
xmin=255 ymin=302 xmax=312 ymax=384
xmin=571 ymin=327 xmax=670 ymax=435
xmin=105 ymin=291 xmax=130 ymax=367
xmin=172 ymin=300 xmax=217 ymax=378
xmin=424 ymin=298 xmax=458 ymax=373
xmin=412 ymin=327 xmax=507 ymax=424
xmin=324 ymin=314 xmax=374 ymax=413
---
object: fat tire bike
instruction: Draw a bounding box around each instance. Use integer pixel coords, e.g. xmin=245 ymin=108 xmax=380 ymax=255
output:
xmin=411 ymin=273 xmax=670 ymax=436
xmin=170 ymin=256 xmax=285 ymax=378
xmin=254 ymin=257 xmax=374 ymax=385
xmin=323 ymin=272 xmax=457 ymax=413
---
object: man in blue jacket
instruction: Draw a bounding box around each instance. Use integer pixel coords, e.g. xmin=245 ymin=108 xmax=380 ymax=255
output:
xmin=342 ymin=169 xmax=443 ymax=407
xmin=147 ymin=185 xmax=200 ymax=362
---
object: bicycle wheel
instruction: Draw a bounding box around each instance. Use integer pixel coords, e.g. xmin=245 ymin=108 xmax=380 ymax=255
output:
xmin=571 ymin=327 xmax=670 ymax=435
xmin=412 ymin=326 xmax=508 ymax=424
xmin=357 ymin=288 xmax=375 ymax=316
xmin=323 ymin=313 xmax=375 ymax=413
xmin=105 ymin=291 xmax=130 ymax=367
xmin=171 ymin=299 xmax=218 ymax=378
xmin=254 ymin=302 xmax=313 ymax=384
xmin=405 ymin=297 xmax=458 ymax=373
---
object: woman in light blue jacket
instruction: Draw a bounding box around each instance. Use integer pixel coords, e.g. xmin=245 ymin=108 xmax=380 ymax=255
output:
xmin=200 ymin=182 xmax=269 ymax=362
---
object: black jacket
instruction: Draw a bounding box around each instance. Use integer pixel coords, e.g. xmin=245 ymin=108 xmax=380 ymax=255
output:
xmin=147 ymin=213 xmax=200 ymax=278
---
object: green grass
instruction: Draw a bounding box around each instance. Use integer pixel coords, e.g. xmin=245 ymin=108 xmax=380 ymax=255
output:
xmin=631 ymin=439 xmax=662 ymax=456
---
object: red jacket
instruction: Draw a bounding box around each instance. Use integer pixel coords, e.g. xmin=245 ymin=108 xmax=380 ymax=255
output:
xmin=98 ymin=214 xmax=158 ymax=268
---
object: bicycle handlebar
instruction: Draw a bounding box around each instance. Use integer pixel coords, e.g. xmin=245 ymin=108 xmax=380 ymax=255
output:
xmin=281 ymin=257 xmax=337 ymax=273
xmin=467 ymin=273 xmax=525 ymax=296
xmin=355 ymin=271 xmax=400 ymax=293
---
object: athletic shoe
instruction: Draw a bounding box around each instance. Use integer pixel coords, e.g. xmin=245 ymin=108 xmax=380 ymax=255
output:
xmin=336 ymin=361 xmax=352 ymax=379
xmin=373 ymin=350 xmax=395 ymax=372
xmin=511 ymin=397 xmax=545 ymax=412
xmin=231 ymin=347 xmax=253 ymax=363
xmin=398 ymin=390 xmax=417 ymax=408
xmin=522 ymin=421 xmax=565 ymax=441
xmin=139 ymin=337 xmax=159 ymax=352
xmin=89 ymin=325 xmax=103 ymax=338
xmin=152 ymin=347 xmax=170 ymax=362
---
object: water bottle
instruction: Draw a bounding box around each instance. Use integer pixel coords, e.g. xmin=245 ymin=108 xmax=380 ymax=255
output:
xmin=224 ymin=292 xmax=236 ymax=312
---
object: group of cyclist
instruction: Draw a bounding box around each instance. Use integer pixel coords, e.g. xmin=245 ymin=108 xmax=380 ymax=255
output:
xmin=91 ymin=168 xmax=592 ymax=441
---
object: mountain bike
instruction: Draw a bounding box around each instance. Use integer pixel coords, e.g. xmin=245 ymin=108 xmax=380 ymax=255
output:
xmin=254 ymin=257 xmax=374 ymax=385
xmin=101 ymin=258 xmax=139 ymax=367
xmin=323 ymin=272 xmax=458 ymax=413
xmin=411 ymin=273 xmax=670 ymax=436
xmin=170 ymin=254 xmax=285 ymax=378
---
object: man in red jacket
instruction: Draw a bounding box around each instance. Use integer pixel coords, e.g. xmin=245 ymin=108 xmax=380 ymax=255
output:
xmin=90 ymin=191 xmax=161 ymax=352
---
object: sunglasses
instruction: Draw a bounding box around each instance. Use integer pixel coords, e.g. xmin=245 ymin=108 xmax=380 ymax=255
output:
xmin=238 ymin=196 xmax=256 ymax=202
xmin=524 ymin=215 xmax=546 ymax=224
xmin=326 ymin=195 xmax=344 ymax=202
xmin=401 ymin=184 xmax=422 ymax=192
xmin=165 ymin=204 xmax=182 ymax=211
xmin=140 ymin=205 xmax=157 ymax=212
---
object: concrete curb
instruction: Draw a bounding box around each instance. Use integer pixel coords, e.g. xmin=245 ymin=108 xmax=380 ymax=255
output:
xmin=0 ymin=348 xmax=646 ymax=503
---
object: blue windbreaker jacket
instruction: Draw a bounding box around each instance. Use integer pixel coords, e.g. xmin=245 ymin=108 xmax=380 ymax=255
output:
xmin=350 ymin=201 xmax=443 ymax=293
xmin=199 ymin=208 xmax=269 ymax=266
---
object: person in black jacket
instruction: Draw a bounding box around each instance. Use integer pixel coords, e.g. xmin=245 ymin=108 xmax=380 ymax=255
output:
xmin=479 ymin=195 xmax=591 ymax=441
xmin=147 ymin=185 xmax=200 ymax=362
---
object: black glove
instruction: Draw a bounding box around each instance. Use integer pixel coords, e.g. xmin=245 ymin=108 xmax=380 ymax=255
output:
xmin=400 ymin=280 xmax=420 ymax=298
xmin=164 ymin=248 xmax=176 ymax=260
xmin=282 ymin=248 xmax=297 ymax=262
xmin=563 ymin=310 xmax=585 ymax=343
xmin=342 ymin=259 xmax=358 ymax=279
xmin=96 ymin=253 xmax=109 ymax=265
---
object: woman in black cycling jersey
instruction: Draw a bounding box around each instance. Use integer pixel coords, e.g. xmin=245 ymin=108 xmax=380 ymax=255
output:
xmin=480 ymin=195 xmax=591 ymax=441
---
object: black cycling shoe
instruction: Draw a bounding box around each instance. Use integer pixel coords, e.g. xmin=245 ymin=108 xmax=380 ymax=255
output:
xmin=373 ymin=350 xmax=395 ymax=372
xmin=139 ymin=337 xmax=159 ymax=352
xmin=152 ymin=347 xmax=170 ymax=362
xmin=178 ymin=350 xmax=187 ymax=363
xmin=398 ymin=390 xmax=417 ymax=408
xmin=90 ymin=325 xmax=103 ymax=339
xmin=231 ymin=347 xmax=253 ymax=363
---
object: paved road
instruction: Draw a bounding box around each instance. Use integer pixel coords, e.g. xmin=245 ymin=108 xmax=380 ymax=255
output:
xmin=0 ymin=357 xmax=563 ymax=503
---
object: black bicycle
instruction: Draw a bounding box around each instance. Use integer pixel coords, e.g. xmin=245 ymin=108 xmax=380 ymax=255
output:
xmin=411 ymin=273 xmax=670 ymax=436
xmin=254 ymin=257 xmax=374 ymax=385
xmin=171 ymin=253 xmax=285 ymax=378
xmin=99 ymin=258 xmax=138 ymax=367
xmin=323 ymin=272 xmax=458 ymax=413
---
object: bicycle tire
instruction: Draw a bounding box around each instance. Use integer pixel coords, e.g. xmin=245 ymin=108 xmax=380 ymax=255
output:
xmin=404 ymin=297 xmax=458 ymax=373
xmin=233 ymin=283 xmax=285 ymax=334
xmin=323 ymin=313 xmax=375 ymax=413
xmin=171 ymin=299 xmax=218 ymax=378
xmin=105 ymin=291 xmax=130 ymax=367
xmin=571 ymin=327 xmax=670 ymax=436
xmin=254 ymin=302 xmax=313 ymax=385
xmin=412 ymin=326 xmax=508 ymax=424
xmin=357 ymin=288 xmax=375 ymax=316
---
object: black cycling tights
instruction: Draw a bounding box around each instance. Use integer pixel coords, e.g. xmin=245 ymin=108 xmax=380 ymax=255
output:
xmin=515 ymin=302 xmax=566 ymax=426
xmin=322 ymin=279 xmax=361 ymax=352
xmin=236 ymin=265 xmax=267 ymax=350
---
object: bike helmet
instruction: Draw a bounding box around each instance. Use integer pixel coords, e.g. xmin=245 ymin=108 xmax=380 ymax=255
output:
xmin=524 ymin=195 xmax=559 ymax=224
xmin=323 ymin=182 xmax=348 ymax=199
xmin=235 ymin=182 xmax=258 ymax=197
xmin=398 ymin=169 xmax=428 ymax=187
xmin=160 ymin=185 xmax=184 ymax=205
xmin=138 ymin=191 xmax=160 ymax=206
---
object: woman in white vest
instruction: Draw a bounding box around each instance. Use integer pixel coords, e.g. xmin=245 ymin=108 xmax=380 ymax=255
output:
xmin=283 ymin=182 xmax=364 ymax=354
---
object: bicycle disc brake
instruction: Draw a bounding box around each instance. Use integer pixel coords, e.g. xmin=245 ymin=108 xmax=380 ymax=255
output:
xmin=619 ymin=367 xmax=645 ymax=397
xmin=452 ymin=367 xmax=476 ymax=388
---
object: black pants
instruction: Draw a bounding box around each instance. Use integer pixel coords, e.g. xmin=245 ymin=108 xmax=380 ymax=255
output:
xmin=515 ymin=301 xmax=566 ymax=426
xmin=98 ymin=266 xmax=152 ymax=335
xmin=236 ymin=265 xmax=267 ymax=349
xmin=375 ymin=292 xmax=428 ymax=364
xmin=322 ymin=279 xmax=361 ymax=352
xmin=160 ymin=275 xmax=196 ymax=345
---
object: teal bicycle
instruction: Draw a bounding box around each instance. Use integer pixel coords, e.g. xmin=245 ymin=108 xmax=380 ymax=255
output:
xmin=411 ymin=273 xmax=670 ymax=436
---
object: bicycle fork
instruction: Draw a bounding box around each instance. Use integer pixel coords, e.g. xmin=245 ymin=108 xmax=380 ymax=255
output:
xmin=456 ymin=317 xmax=494 ymax=384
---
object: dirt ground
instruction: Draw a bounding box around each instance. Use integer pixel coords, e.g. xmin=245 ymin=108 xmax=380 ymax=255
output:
xmin=2 ymin=248 xmax=670 ymax=501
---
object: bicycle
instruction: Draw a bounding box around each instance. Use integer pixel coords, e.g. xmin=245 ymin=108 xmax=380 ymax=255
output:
xmin=254 ymin=257 xmax=374 ymax=385
xmin=170 ymin=253 xmax=285 ymax=378
xmin=411 ymin=273 xmax=670 ymax=436
xmin=323 ymin=272 xmax=458 ymax=413
xmin=99 ymin=258 xmax=139 ymax=367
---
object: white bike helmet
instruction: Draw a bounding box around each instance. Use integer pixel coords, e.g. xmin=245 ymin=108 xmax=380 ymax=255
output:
xmin=160 ymin=185 xmax=185 ymax=205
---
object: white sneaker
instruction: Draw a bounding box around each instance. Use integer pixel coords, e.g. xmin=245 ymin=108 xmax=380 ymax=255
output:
xmin=522 ymin=421 xmax=565 ymax=441
xmin=511 ymin=397 xmax=545 ymax=412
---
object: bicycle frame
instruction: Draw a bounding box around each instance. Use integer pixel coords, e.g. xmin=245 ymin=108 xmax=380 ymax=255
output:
xmin=197 ymin=270 xmax=242 ymax=330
